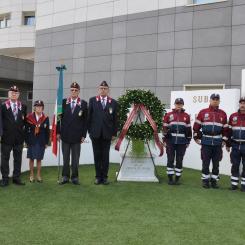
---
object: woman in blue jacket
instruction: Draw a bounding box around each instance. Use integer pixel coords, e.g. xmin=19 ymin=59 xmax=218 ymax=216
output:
xmin=25 ymin=100 xmax=49 ymax=182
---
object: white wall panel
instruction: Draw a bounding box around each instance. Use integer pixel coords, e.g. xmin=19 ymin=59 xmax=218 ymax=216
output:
xmin=113 ymin=0 xmax=127 ymax=17
xmin=75 ymin=0 xmax=87 ymax=8
xmin=53 ymin=10 xmax=75 ymax=27
xmin=37 ymin=1 xmax=53 ymax=17
xmin=35 ymin=0 xmax=194 ymax=30
xmin=127 ymin=0 xmax=158 ymax=15
xmin=87 ymin=1 xmax=113 ymax=21
xmin=53 ymin=0 xmax=75 ymax=13
xmin=74 ymin=7 xmax=87 ymax=24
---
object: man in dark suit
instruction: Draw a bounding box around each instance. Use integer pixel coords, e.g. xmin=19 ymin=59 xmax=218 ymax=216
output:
xmin=0 ymin=86 xmax=27 ymax=187
xmin=57 ymin=82 xmax=88 ymax=185
xmin=0 ymin=105 xmax=2 ymax=137
xmin=88 ymin=81 xmax=118 ymax=185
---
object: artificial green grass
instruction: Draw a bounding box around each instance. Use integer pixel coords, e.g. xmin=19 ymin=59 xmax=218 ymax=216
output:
xmin=0 ymin=164 xmax=245 ymax=245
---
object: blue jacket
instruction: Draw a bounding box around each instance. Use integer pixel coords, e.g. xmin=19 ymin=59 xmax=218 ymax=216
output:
xmin=25 ymin=112 xmax=50 ymax=147
xmin=228 ymin=110 xmax=245 ymax=149
xmin=193 ymin=106 xmax=228 ymax=146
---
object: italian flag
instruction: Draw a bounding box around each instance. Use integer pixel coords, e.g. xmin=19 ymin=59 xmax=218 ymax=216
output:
xmin=52 ymin=65 xmax=66 ymax=156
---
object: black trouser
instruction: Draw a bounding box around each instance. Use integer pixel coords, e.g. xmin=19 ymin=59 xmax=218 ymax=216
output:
xmin=1 ymin=143 xmax=23 ymax=180
xmin=166 ymin=143 xmax=187 ymax=177
xmin=91 ymin=137 xmax=111 ymax=180
xmin=201 ymin=145 xmax=222 ymax=181
xmin=62 ymin=141 xmax=81 ymax=180
xmin=230 ymin=146 xmax=245 ymax=186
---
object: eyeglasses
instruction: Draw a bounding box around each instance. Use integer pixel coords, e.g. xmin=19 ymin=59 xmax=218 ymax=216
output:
xmin=70 ymin=89 xmax=79 ymax=92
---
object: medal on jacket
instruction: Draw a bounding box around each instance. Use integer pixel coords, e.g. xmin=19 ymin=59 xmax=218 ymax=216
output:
xmin=204 ymin=113 xmax=209 ymax=120
xmin=169 ymin=114 xmax=174 ymax=121
xmin=109 ymin=107 xmax=113 ymax=114
xmin=233 ymin=116 xmax=237 ymax=124
xmin=79 ymin=110 xmax=83 ymax=116
xmin=44 ymin=123 xmax=47 ymax=128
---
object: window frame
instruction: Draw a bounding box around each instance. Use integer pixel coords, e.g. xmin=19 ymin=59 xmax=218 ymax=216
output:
xmin=0 ymin=88 xmax=9 ymax=100
xmin=183 ymin=84 xmax=225 ymax=91
xmin=22 ymin=11 xmax=36 ymax=26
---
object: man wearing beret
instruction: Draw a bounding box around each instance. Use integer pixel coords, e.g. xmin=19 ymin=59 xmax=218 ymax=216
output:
xmin=163 ymin=98 xmax=192 ymax=185
xmin=0 ymin=86 xmax=27 ymax=187
xmin=88 ymin=81 xmax=118 ymax=185
xmin=0 ymin=105 xmax=2 ymax=138
xmin=226 ymin=97 xmax=245 ymax=192
xmin=57 ymin=82 xmax=88 ymax=185
xmin=193 ymin=93 xmax=228 ymax=189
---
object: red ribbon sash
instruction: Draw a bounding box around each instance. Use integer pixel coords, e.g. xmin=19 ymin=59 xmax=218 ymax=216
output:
xmin=26 ymin=113 xmax=47 ymax=135
xmin=115 ymin=104 xmax=164 ymax=156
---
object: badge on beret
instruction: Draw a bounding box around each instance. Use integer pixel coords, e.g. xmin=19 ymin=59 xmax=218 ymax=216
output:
xmin=109 ymin=107 xmax=113 ymax=114
xmin=79 ymin=110 xmax=83 ymax=116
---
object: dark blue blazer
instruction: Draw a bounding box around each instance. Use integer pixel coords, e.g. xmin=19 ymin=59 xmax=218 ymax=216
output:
xmin=25 ymin=113 xmax=50 ymax=147
xmin=0 ymin=105 xmax=2 ymax=137
xmin=88 ymin=96 xmax=118 ymax=140
xmin=1 ymin=101 xmax=27 ymax=145
xmin=58 ymin=98 xmax=88 ymax=144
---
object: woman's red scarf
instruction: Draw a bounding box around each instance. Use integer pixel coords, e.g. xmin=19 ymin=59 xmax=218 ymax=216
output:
xmin=26 ymin=112 xmax=47 ymax=135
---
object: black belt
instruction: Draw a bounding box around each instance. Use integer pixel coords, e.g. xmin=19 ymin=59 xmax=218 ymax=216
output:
xmin=204 ymin=132 xmax=221 ymax=136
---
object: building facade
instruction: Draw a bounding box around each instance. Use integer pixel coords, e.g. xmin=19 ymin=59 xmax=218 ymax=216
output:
xmin=11 ymin=0 xmax=245 ymax=117
xmin=0 ymin=0 xmax=36 ymax=110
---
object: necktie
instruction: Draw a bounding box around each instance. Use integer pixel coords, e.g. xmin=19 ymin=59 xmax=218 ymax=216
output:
xmin=13 ymin=103 xmax=17 ymax=120
xmin=71 ymin=100 xmax=75 ymax=113
xmin=101 ymin=98 xmax=106 ymax=109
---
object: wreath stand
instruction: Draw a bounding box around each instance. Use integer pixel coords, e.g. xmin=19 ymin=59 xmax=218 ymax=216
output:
xmin=116 ymin=110 xmax=159 ymax=182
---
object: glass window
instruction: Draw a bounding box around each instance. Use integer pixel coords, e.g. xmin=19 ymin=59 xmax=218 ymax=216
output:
xmin=0 ymin=19 xmax=5 ymax=29
xmin=0 ymin=88 xmax=8 ymax=99
xmin=0 ymin=14 xmax=10 ymax=28
xmin=27 ymin=91 xmax=33 ymax=101
xmin=24 ymin=16 xmax=35 ymax=26
xmin=6 ymin=17 xmax=10 ymax=27
xmin=194 ymin=0 xmax=216 ymax=3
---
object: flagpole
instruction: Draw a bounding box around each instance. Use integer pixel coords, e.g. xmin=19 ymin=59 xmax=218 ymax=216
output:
xmin=52 ymin=64 xmax=66 ymax=184
xmin=57 ymin=136 xmax=61 ymax=183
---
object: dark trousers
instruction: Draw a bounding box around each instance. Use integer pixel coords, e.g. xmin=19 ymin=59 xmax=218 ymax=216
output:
xmin=166 ymin=143 xmax=187 ymax=176
xmin=230 ymin=146 xmax=245 ymax=186
xmin=1 ymin=143 xmax=23 ymax=180
xmin=91 ymin=137 xmax=111 ymax=180
xmin=201 ymin=145 xmax=222 ymax=180
xmin=62 ymin=141 xmax=81 ymax=180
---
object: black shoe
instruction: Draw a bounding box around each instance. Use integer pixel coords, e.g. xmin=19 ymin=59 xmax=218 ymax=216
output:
xmin=202 ymin=180 xmax=210 ymax=189
xmin=241 ymin=185 xmax=245 ymax=192
xmin=210 ymin=179 xmax=219 ymax=189
xmin=59 ymin=177 xmax=69 ymax=185
xmin=71 ymin=178 xmax=80 ymax=185
xmin=0 ymin=179 xmax=9 ymax=187
xmin=13 ymin=179 xmax=25 ymax=186
xmin=94 ymin=178 xmax=102 ymax=185
xmin=102 ymin=178 xmax=109 ymax=185
xmin=175 ymin=176 xmax=181 ymax=185
xmin=168 ymin=175 xmax=174 ymax=185
xmin=230 ymin=185 xmax=238 ymax=191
